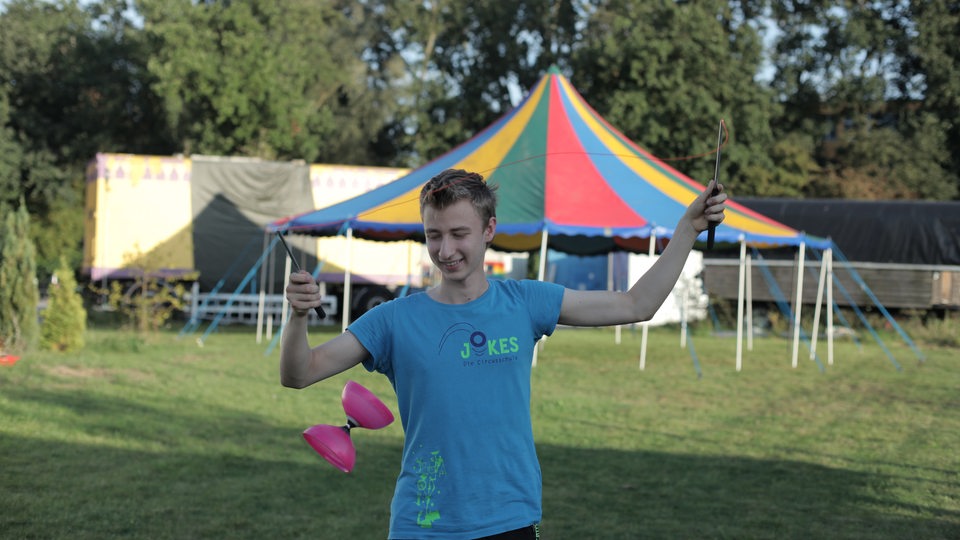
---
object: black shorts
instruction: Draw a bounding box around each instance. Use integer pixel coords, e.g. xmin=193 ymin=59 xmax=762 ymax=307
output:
xmin=475 ymin=523 xmax=541 ymax=540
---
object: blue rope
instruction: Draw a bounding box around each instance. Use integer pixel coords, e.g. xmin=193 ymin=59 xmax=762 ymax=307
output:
xmin=751 ymin=249 xmax=825 ymax=372
xmin=823 ymin=261 xmax=902 ymax=371
xmin=197 ymin=235 xmax=280 ymax=346
xmin=806 ymin=249 xmax=862 ymax=349
xmin=829 ymin=243 xmax=925 ymax=364
xmin=178 ymin=235 xmax=261 ymax=337
xmin=685 ymin=332 xmax=704 ymax=379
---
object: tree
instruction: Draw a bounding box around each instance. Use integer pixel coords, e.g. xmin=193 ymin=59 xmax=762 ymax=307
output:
xmin=906 ymin=1 xmax=960 ymax=198
xmin=40 ymin=256 xmax=86 ymax=352
xmin=356 ymin=0 xmax=587 ymax=165
xmin=767 ymin=0 xmax=958 ymax=199
xmin=570 ymin=0 xmax=781 ymax=193
xmin=1 ymin=0 xmax=166 ymax=280
xmin=0 ymin=200 xmax=40 ymax=354
xmin=139 ymin=0 xmax=382 ymax=164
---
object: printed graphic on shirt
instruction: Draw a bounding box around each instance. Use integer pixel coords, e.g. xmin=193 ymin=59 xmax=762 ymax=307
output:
xmin=438 ymin=322 xmax=520 ymax=368
xmin=414 ymin=448 xmax=446 ymax=528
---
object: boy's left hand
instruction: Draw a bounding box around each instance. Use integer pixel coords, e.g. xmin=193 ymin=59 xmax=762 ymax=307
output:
xmin=688 ymin=179 xmax=727 ymax=233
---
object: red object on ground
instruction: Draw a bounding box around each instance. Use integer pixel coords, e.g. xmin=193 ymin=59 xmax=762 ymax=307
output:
xmin=0 ymin=355 xmax=20 ymax=366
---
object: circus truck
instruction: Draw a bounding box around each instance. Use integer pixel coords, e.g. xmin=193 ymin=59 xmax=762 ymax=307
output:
xmin=82 ymin=153 xmax=433 ymax=325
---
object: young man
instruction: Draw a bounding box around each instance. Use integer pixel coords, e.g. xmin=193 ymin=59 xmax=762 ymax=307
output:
xmin=281 ymin=168 xmax=727 ymax=539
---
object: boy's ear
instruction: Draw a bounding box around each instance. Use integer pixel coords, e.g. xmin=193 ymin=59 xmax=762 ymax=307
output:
xmin=484 ymin=216 xmax=497 ymax=242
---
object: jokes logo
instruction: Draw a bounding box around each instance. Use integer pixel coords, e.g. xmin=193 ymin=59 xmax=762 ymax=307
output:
xmin=438 ymin=323 xmax=519 ymax=362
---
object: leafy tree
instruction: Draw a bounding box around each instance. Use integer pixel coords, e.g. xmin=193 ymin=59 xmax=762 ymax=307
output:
xmin=767 ymin=0 xmax=958 ymax=199
xmin=356 ymin=0 xmax=587 ymax=165
xmin=139 ymin=0 xmax=382 ymax=164
xmin=905 ymin=1 xmax=960 ymax=198
xmin=812 ymin=110 xmax=956 ymax=199
xmin=41 ymin=256 xmax=86 ymax=352
xmin=1 ymin=0 xmax=165 ymax=279
xmin=570 ymin=0 xmax=780 ymax=193
xmin=0 ymin=201 xmax=40 ymax=354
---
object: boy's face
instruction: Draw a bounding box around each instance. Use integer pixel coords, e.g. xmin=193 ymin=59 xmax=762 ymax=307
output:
xmin=422 ymin=199 xmax=496 ymax=284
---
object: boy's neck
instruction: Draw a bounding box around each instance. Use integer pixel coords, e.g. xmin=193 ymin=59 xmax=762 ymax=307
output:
xmin=430 ymin=277 xmax=489 ymax=304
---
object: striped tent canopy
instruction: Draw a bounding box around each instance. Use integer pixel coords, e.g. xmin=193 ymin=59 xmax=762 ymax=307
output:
xmin=269 ymin=66 xmax=827 ymax=253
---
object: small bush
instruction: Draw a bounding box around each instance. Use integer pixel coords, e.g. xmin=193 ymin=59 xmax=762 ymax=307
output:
xmin=88 ymin=247 xmax=192 ymax=334
xmin=40 ymin=257 xmax=87 ymax=352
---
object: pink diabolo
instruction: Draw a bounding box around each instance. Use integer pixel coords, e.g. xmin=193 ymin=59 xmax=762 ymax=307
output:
xmin=302 ymin=380 xmax=395 ymax=473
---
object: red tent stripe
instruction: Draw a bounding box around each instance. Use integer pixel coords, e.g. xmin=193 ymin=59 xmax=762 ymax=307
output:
xmin=544 ymin=78 xmax=648 ymax=228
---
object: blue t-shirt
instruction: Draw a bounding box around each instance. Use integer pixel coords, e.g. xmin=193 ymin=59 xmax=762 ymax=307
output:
xmin=349 ymin=279 xmax=565 ymax=539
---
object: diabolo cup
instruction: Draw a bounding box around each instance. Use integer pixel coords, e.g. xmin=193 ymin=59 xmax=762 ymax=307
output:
xmin=302 ymin=381 xmax=395 ymax=473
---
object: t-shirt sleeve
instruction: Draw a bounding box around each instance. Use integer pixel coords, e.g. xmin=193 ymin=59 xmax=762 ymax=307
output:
xmin=347 ymin=301 xmax=394 ymax=379
xmin=521 ymin=279 xmax=565 ymax=338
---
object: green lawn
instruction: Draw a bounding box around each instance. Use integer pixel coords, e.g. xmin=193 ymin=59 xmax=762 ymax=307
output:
xmin=1 ymin=324 xmax=957 ymax=539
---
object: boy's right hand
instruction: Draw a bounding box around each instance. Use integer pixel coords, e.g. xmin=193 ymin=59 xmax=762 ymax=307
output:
xmin=286 ymin=271 xmax=322 ymax=317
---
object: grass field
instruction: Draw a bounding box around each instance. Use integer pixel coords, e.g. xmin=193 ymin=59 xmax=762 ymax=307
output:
xmin=1 ymin=323 xmax=958 ymax=539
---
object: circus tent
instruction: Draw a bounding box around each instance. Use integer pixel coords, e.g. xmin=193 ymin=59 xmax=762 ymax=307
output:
xmin=263 ymin=66 xmax=864 ymax=371
xmin=269 ymin=66 xmax=828 ymax=254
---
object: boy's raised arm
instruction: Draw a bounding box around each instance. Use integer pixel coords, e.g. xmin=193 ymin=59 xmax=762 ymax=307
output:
xmin=559 ymin=179 xmax=726 ymax=327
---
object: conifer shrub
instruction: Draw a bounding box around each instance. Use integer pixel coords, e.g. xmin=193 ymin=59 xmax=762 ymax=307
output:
xmin=41 ymin=257 xmax=87 ymax=352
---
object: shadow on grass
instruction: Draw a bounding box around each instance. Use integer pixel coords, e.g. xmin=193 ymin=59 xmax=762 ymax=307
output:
xmin=537 ymin=442 xmax=960 ymax=540
xmin=0 ymin=385 xmax=398 ymax=540
xmin=2 ymin=385 xmax=957 ymax=539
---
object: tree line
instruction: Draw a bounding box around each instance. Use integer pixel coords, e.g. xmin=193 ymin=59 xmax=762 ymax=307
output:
xmin=2 ymin=0 xmax=958 ymax=283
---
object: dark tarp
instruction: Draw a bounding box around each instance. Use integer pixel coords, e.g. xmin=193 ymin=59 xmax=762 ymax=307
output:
xmin=734 ymin=198 xmax=960 ymax=265
xmin=191 ymin=157 xmax=316 ymax=292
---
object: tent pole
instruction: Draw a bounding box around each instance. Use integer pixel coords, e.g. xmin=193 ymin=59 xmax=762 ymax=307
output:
xmin=736 ymin=236 xmax=746 ymax=371
xmin=256 ymin=231 xmax=270 ymax=344
xmin=281 ymin=254 xmax=291 ymax=332
xmin=746 ymin=250 xmax=753 ymax=351
xmin=341 ymin=226 xmax=354 ymax=333
xmin=826 ymin=246 xmax=834 ymax=366
xmin=679 ymin=281 xmax=687 ymax=348
xmin=639 ymin=232 xmax=656 ymax=370
xmin=791 ymin=239 xmax=807 ymax=368
xmin=532 ymin=228 xmax=549 ymax=367
xmin=537 ymin=228 xmax=549 ymax=281
xmin=810 ymin=247 xmax=829 ymax=363
xmin=609 ymin=251 xmax=621 ymax=345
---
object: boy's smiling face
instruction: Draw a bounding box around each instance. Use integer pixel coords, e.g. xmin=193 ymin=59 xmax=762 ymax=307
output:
xmin=423 ymin=199 xmax=496 ymax=285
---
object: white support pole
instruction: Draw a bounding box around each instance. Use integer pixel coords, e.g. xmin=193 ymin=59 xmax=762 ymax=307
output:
xmin=537 ymin=228 xmax=549 ymax=281
xmin=189 ymin=281 xmax=200 ymax=327
xmin=532 ymin=228 xmax=549 ymax=367
xmin=639 ymin=232 xmax=656 ymax=370
xmin=281 ymin=255 xmax=292 ymax=331
xmin=745 ymin=250 xmax=754 ymax=351
xmin=826 ymin=246 xmax=834 ymax=365
xmin=791 ymin=239 xmax=807 ymax=368
xmin=256 ymin=232 xmax=272 ymax=344
xmin=609 ymin=251 xmax=621 ymax=345
xmin=735 ymin=236 xmax=746 ymax=371
xmin=256 ymin=287 xmax=266 ymax=344
xmin=679 ymin=282 xmax=687 ymax=348
xmin=810 ymin=248 xmax=828 ymax=362
xmin=341 ymin=227 xmax=354 ymax=333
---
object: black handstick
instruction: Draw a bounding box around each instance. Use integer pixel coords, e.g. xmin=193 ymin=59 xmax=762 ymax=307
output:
xmin=707 ymin=120 xmax=723 ymax=250
xmin=277 ymin=232 xmax=326 ymax=319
